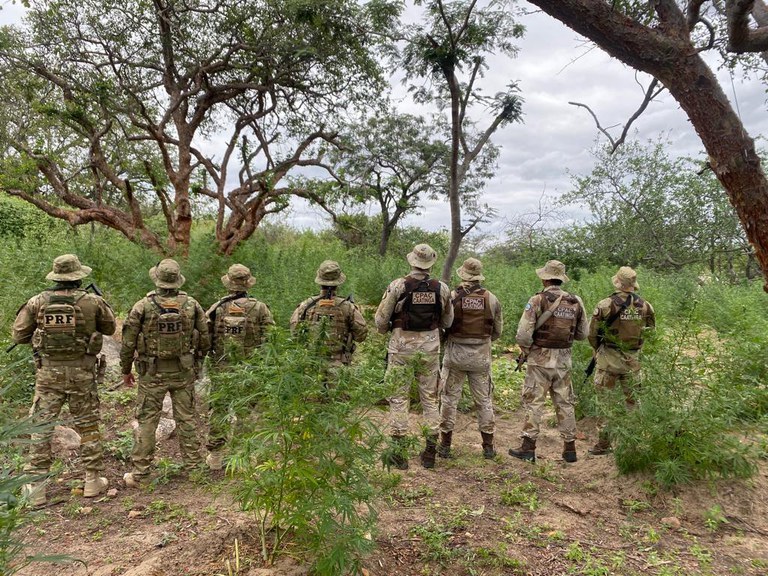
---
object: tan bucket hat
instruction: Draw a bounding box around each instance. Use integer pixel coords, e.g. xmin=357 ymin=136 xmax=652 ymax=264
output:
xmin=536 ymin=260 xmax=569 ymax=283
xmin=612 ymin=266 xmax=639 ymax=291
xmin=315 ymin=260 xmax=346 ymax=286
xmin=406 ymin=243 xmax=437 ymax=269
xmin=221 ymin=263 xmax=256 ymax=291
xmin=149 ymin=259 xmax=185 ymax=289
xmin=457 ymin=257 xmax=485 ymax=282
xmin=46 ymin=254 xmax=92 ymax=282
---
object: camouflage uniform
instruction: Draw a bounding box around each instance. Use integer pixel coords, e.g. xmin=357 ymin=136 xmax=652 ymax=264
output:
xmin=375 ymin=244 xmax=453 ymax=469
xmin=588 ymin=267 xmax=655 ymax=454
xmin=290 ymin=261 xmax=368 ymax=367
xmin=120 ymin=259 xmax=210 ymax=484
xmin=439 ymin=258 xmax=503 ymax=459
xmin=509 ymin=260 xmax=588 ymax=463
xmin=12 ymin=254 xmax=116 ymax=505
xmin=205 ymin=264 xmax=274 ymax=466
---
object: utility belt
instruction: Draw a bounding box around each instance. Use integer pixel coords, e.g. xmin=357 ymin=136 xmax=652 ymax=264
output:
xmin=39 ymin=354 xmax=98 ymax=369
xmin=137 ymin=353 xmax=195 ymax=376
xmin=603 ymin=342 xmax=642 ymax=352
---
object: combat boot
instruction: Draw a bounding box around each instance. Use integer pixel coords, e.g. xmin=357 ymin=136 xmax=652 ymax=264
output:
xmin=83 ymin=471 xmax=109 ymax=497
xmin=562 ymin=440 xmax=577 ymax=463
xmin=206 ymin=450 xmax=225 ymax=471
xmin=481 ymin=432 xmax=497 ymax=459
xmin=437 ymin=431 xmax=453 ymax=459
xmin=383 ymin=436 xmax=409 ymax=470
xmin=420 ymin=435 xmax=438 ymax=469
xmin=588 ymin=438 xmax=612 ymax=456
xmin=123 ymin=472 xmax=149 ymax=488
xmin=508 ymin=436 xmax=536 ymax=462
xmin=21 ymin=481 xmax=47 ymax=508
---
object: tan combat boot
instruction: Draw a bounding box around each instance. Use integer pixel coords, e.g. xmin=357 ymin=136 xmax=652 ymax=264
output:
xmin=22 ymin=482 xmax=47 ymax=508
xmin=206 ymin=450 xmax=225 ymax=471
xmin=84 ymin=471 xmax=109 ymax=497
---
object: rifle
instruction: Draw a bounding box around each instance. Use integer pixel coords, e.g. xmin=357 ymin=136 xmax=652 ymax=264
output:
xmin=514 ymin=353 xmax=527 ymax=372
xmin=5 ymin=343 xmax=17 ymax=354
xmin=584 ymin=355 xmax=596 ymax=378
xmin=84 ymin=282 xmax=104 ymax=297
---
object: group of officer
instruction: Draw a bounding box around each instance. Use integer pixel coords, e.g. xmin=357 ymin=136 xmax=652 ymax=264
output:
xmin=11 ymin=245 xmax=654 ymax=506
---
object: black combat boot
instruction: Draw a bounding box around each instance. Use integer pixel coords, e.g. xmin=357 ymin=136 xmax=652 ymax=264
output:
xmin=508 ymin=436 xmax=536 ymax=462
xmin=481 ymin=432 xmax=497 ymax=459
xmin=383 ymin=436 xmax=409 ymax=470
xmin=420 ymin=435 xmax=438 ymax=469
xmin=437 ymin=431 xmax=453 ymax=459
xmin=562 ymin=440 xmax=577 ymax=463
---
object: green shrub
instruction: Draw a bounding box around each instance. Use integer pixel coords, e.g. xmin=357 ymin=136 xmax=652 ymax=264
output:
xmin=218 ymin=328 xmax=392 ymax=574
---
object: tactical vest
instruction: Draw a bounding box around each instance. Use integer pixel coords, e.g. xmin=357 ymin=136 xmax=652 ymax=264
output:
xmin=300 ymin=296 xmax=350 ymax=356
xmin=33 ymin=290 xmax=91 ymax=360
xmin=142 ymin=292 xmax=194 ymax=360
xmin=391 ymin=276 xmax=442 ymax=332
xmin=532 ymin=291 xmax=580 ymax=349
xmin=604 ymin=293 xmax=649 ymax=351
xmin=447 ymin=286 xmax=493 ymax=339
xmin=212 ymin=296 xmax=264 ymax=356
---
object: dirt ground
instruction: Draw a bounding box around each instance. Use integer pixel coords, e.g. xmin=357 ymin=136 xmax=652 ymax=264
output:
xmin=13 ymin=338 xmax=768 ymax=576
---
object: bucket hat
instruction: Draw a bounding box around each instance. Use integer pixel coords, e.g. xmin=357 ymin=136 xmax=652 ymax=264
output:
xmin=149 ymin=259 xmax=185 ymax=289
xmin=315 ymin=260 xmax=346 ymax=286
xmin=535 ymin=260 xmax=569 ymax=283
xmin=457 ymin=257 xmax=485 ymax=282
xmin=612 ymin=266 xmax=639 ymax=291
xmin=46 ymin=254 xmax=92 ymax=282
xmin=221 ymin=264 xmax=256 ymax=291
xmin=406 ymin=244 xmax=437 ymax=269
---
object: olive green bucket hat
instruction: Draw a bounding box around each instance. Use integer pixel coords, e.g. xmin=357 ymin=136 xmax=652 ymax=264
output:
xmin=149 ymin=259 xmax=185 ymax=289
xmin=46 ymin=254 xmax=92 ymax=282
xmin=535 ymin=260 xmax=569 ymax=283
xmin=222 ymin=263 xmax=256 ymax=291
xmin=315 ymin=260 xmax=346 ymax=286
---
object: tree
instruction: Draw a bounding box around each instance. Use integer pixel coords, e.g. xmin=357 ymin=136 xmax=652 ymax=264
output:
xmin=400 ymin=0 xmax=524 ymax=282
xmin=561 ymin=138 xmax=753 ymax=276
xmin=526 ymin=0 xmax=768 ymax=288
xmin=0 ymin=0 xmax=395 ymax=255
xmin=314 ymin=110 xmax=450 ymax=256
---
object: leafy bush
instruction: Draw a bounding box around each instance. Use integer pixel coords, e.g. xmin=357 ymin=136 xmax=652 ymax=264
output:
xmin=218 ymin=328 xmax=392 ymax=574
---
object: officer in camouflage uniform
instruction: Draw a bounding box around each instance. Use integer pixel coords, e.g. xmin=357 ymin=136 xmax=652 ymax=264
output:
xmin=438 ymin=258 xmax=503 ymax=459
xmin=290 ymin=260 xmax=368 ymax=367
xmin=508 ymin=260 xmax=588 ymax=463
xmin=12 ymin=254 xmax=116 ymax=506
xmin=205 ymin=264 xmax=274 ymax=470
xmin=375 ymin=244 xmax=453 ymax=470
xmin=120 ymin=259 xmax=210 ymax=486
xmin=588 ymin=266 xmax=655 ymax=455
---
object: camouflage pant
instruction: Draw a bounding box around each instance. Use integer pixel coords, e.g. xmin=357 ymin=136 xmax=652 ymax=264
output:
xmin=593 ymin=368 xmax=639 ymax=441
xmin=131 ymin=369 xmax=202 ymax=478
xmin=26 ymin=365 xmax=103 ymax=474
xmin=439 ymin=366 xmax=495 ymax=434
xmin=386 ymin=352 xmax=440 ymax=437
xmin=520 ymin=364 xmax=576 ymax=442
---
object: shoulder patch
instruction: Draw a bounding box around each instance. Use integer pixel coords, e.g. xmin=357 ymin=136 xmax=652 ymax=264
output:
xmin=525 ymin=303 xmax=532 ymax=311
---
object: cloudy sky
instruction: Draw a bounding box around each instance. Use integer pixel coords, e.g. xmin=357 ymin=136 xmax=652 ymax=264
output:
xmin=3 ymin=1 xmax=767 ymax=241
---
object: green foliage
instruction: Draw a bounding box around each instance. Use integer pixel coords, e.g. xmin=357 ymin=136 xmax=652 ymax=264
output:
xmin=500 ymin=481 xmax=539 ymax=510
xmin=221 ymin=328 xmax=391 ymax=574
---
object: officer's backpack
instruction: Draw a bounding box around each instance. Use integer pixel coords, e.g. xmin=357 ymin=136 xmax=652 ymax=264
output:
xmin=34 ymin=291 xmax=89 ymax=360
xmin=392 ymin=276 xmax=441 ymax=332
xmin=143 ymin=293 xmax=193 ymax=360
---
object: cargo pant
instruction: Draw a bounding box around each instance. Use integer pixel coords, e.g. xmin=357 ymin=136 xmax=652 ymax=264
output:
xmin=386 ymin=352 xmax=440 ymax=437
xmin=130 ymin=366 xmax=202 ymax=479
xmin=520 ymin=364 xmax=576 ymax=442
xmin=439 ymin=366 xmax=495 ymax=434
xmin=26 ymin=364 xmax=104 ymax=474
xmin=593 ymin=368 xmax=638 ymax=441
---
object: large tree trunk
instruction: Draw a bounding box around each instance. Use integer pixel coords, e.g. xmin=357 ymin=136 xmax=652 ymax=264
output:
xmin=442 ymin=67 xmax=464 ymax=284
xmin=528 ymin=0 xmax=768 ymax=289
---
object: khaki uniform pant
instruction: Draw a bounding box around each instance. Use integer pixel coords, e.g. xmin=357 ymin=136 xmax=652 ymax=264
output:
xmin=131 ymin=369 xmax=201 ymax=477
xmin=386 ymin=352 xmax=440 ymax=437
xmin=439 ymin=366 xmax=495 ymax=434
xmin=593 ymin=368 xmax=638 ymax=439
xmin=27 ymin=365 xmax=103 ymax=474
xmin=520 ymin=364 xmax=576 ymax=442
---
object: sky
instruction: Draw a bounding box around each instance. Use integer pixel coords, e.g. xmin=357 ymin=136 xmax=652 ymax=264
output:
xmin=3 ymin=1 xmax=768 ymax=242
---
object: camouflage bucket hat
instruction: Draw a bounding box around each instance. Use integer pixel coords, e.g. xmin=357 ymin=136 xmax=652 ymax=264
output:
xmin=315 ymin=260 xmax=346 ymax=286
xmin=46 ymin=254 xmax=92 ymax=282
xmin=536 ymin=260 xmax=569 ymax=283
xmin=457 ymin=257 xmax=485 ymax=282
xmin=149 ymin=259 xmax=185 ymax=289
xmin=222 ymin=263 xmax=256 ymax=291
xmin=612 ymin=266 xmax=639 ymax=291
xmin=406 ymin=243 xmax=437 ymax=269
